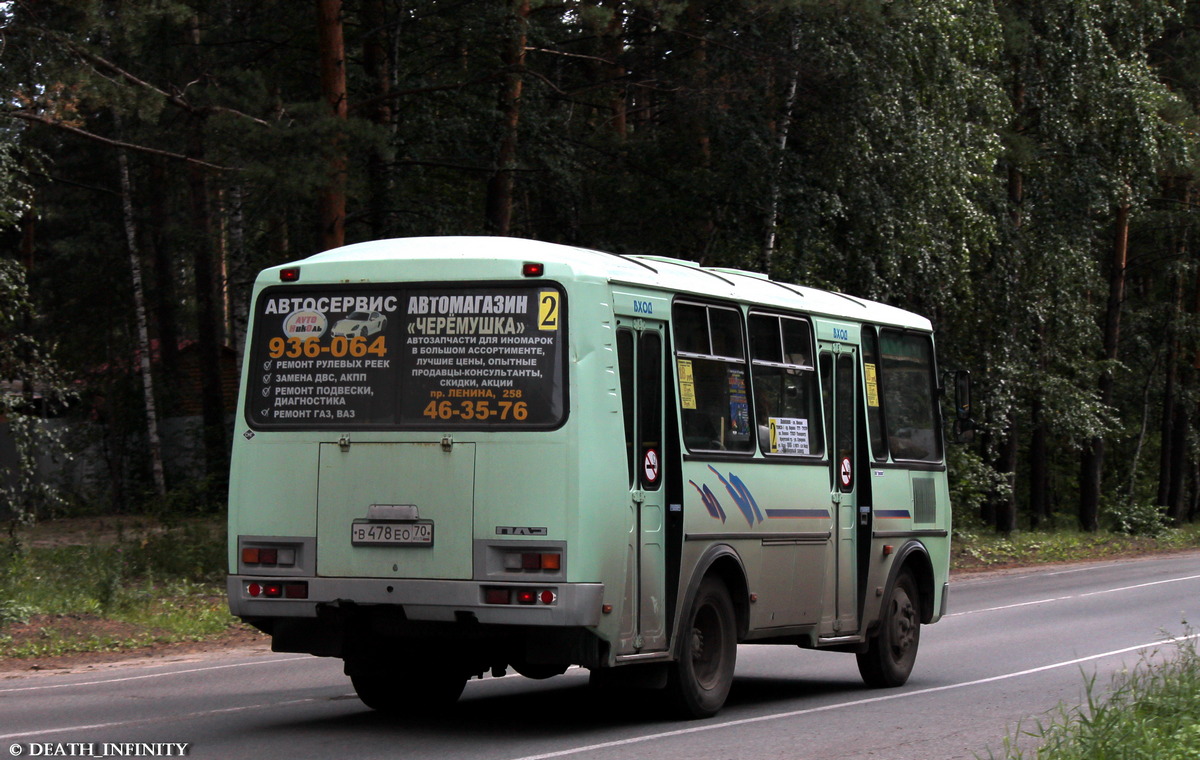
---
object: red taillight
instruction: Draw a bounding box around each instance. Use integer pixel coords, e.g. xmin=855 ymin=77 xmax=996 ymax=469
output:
xmin=242 ymin=548 xmax=260 ymax=564
xmin=258 ymin=548 xmax=278 ymax=564
xmin=247 ymin=582 xmax=262 ymax=597
xmin=521 ymin=553 xmax=541 ymax=570
xmin=516 ymin=590 xmax=538 ymax=605
xmin=280 ymin=267 xmax=300 ymax=282
xmin=284 ymin=583 xmax=308 ymax=599
xmin=522 ymin=262 xmax=544 ymax=277
xmin=485 ymin=586 xmax=557 ymax=605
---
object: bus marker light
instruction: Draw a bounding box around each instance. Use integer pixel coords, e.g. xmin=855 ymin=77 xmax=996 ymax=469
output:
xmin=280 ymin=267 xmax=300 ymax=282
xmin=516 ymin=590 xmax=538 ymax=605
xmin=485 ymin=589 xmax=510 ymax=605
xmin=883 ymin=545 xmax=894 ymax=556
xmin=602 ymin=604 xmax=613 ymax=615
xmin=522 ymin=262 xmax=544 ymax=277
xmin=264 ymin=583 xmax=283 ymax=598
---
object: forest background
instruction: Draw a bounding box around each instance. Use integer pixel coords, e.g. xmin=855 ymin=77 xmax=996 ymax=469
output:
xmin=2 ymin=0 xmax=1200 ymax=538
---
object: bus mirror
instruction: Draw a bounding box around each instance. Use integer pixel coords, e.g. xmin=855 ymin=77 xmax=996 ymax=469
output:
xmin=954 ymin=370 xmax=971 ymax=421
xmin=953 ymin=370 xmax=974 ymax=443
xmin=954 ymin=417 xmax=976 ymax=444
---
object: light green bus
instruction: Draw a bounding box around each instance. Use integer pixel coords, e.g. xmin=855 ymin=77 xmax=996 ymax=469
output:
xmin=228 ymin=236 xmax=965 ymax=719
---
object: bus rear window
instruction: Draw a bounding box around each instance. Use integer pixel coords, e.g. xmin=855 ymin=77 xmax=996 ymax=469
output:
xmin=246 ymin=284 xmax=566 ymax=430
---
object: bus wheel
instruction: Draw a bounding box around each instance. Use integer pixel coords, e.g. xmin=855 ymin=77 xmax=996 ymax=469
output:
xmin=857 ymin=570 xmax=920 ymax=688
xmin=350 ymin=663 xmax=466 ymax=713
xmin=667 ymin=576 xmax=737 ymax=719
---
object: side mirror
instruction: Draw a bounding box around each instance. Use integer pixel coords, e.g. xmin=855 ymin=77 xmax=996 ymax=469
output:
xmin=953 ymin=370 xmax=975 ymax=443
xmin=954 ymin=369 xmax=971 ymax=421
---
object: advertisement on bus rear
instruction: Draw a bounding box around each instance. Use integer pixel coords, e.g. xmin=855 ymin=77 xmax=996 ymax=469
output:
xmin=245 ymin=283 xmax=566 ymax=430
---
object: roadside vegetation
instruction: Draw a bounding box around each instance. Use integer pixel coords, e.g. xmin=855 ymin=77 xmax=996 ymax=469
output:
xmin=990 ymin=633 xmax=1200 ymax=759
xmin=2 ymin=516 xmax=1199 ymax=663
xmin=0 ymin=519 xmax=243 ymax=661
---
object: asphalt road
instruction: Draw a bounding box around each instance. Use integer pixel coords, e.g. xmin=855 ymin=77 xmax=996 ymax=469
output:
xmin=2 ymin=552 xmax=1198 ymax=760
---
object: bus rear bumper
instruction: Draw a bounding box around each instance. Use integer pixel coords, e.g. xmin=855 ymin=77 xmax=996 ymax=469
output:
xmin=227 ymin=575 xmax=605 ymax=628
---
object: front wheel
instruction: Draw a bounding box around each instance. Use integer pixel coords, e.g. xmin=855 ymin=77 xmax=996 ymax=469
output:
xmin=666 ymin=576 xmax=737 ymax=719
xmin=857 ymin=570 xmax=921 ymax=688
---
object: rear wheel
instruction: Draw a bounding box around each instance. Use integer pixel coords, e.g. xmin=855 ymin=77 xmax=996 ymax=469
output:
xmin=857 ymin=570 xmax=920 ymax=687
xmin=349 ymin=660 xmax=466 ymax=713
xmin=666 ymin=576 xmax=737 ymax=719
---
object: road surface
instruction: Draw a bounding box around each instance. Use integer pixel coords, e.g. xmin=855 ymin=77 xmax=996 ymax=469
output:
xmin=2 ymin=552 xmax=1197 ymax=759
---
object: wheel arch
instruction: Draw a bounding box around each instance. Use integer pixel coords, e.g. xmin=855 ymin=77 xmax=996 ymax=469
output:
xmin=889 ymin=540 xmax=936 ymax=624
xmin=679 ymin=543 xmax=750 ymax=644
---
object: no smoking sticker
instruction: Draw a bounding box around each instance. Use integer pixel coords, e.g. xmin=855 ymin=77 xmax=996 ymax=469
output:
xmin=643 ymin=449 xmax=660 ymax=485
xmin=839 ymin=457 xmax=853 ymax=488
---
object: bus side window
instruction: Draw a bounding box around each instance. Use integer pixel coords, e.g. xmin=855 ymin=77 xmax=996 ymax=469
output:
xmin=673 ymin=302 xmax=752 ymax=453
xmin=618 ymin=329 xmax=636 ymax=487
xmin=861 ymin=326 xmax=889 ymax=462
xmin=749 ymin=312 xmax=822 ymax=457
xmin=878 ymin=330 xmax=942 ymax=462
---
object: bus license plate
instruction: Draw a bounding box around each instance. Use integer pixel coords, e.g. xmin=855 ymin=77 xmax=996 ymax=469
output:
xmin=351 ymin=521 xmax=434 ymax=546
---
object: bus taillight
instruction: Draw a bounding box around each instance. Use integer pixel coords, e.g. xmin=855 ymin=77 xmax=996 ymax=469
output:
xmin=483 ymin=586 xmax=557 ymax=606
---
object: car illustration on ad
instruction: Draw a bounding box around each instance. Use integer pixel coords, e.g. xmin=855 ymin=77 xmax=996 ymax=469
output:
xmin=330 ymin=310 xmax=387 ymax=337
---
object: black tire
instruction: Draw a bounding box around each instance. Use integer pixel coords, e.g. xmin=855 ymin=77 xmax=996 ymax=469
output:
xmin=350 ymin=662 xmax=466 ymax=713
xmin=666 ymin=576 xmax=737 ymax=719
xmin=857 ymin=570 xmax=921 ymax=688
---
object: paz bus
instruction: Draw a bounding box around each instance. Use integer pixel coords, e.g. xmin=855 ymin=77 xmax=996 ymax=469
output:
xmin=227 ymin=236 xmax=965 ymax=719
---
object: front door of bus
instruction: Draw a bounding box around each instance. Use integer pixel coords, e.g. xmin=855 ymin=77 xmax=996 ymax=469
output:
xmin=820 ymin=346 xmax=859 ymax=636
xmin=617 ymin=323 xmax=668 ymax=653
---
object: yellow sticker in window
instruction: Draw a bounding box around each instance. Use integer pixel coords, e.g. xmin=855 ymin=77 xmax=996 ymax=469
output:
xmin=677 ymin=359 xmax=697 ymax=410
xmin=865 ymin=363 xmax=880 ymax=408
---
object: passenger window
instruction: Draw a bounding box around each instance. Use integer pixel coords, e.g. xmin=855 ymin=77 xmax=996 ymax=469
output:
xmin=673 ymin=302 xmax=752 ymax=453
xmin=748 ymin=313 xmax=823 ymax=457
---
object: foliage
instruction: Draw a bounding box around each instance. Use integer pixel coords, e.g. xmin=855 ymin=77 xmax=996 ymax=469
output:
xmin=0 ymin=519 xmax=236 ymax=659
xmin=1107 ymin=501 xmax=1174 ymax=538
xmin=0 ymin=0 xmax=1199 ymax=530
xmin=992 ymin=631 xmax=1200 ymax=759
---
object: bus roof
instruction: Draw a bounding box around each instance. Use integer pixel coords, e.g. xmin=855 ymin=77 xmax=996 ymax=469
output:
xmin=286 ymin=236 xmax=932 ymax=332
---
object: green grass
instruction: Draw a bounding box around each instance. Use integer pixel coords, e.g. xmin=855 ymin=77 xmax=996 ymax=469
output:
xmin=951 ymin=524 xmax=1200 ymax=571
xmin=0 ymin=520 xmax=243 ymax=660
xmin=991 ymin=633 xmax=1200 ymax=759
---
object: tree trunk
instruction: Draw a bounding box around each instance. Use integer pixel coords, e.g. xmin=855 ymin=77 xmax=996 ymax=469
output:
xmin=486 ymin=0 xmax=531 ymax=236
xmin=1028 ymin=399 xmax=1048 ymax=529
xmin=362 ymin=0 xmax=393 ymax=239
xmin=1080 ymin=203 xmax=1130 ymax=532
xmin=187 ymin=14 xmax=228 ymax=488
xmin=317 ymin=0 xmax=348 ymax=250
xmin=762 ymin=18 xmax=801 ymax=277
xmin=116 ymin=144 xmax=167 ymax=497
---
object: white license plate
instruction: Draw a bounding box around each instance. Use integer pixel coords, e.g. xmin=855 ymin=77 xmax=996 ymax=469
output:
xmin=351 ymin=520 xmax=434 ymax=546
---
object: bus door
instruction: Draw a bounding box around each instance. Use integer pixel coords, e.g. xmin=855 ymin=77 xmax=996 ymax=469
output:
xmin=617 ymin=322 xmax=668 ymax=653
xmin=819 ymin=344 xmax=859 ymax=636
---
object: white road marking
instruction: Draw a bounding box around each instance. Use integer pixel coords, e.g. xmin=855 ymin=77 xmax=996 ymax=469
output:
xmin=506 ymin=633 xmax=1200 ymax=760
xmin=946 ymin=573 xmax=1200 ymax=617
